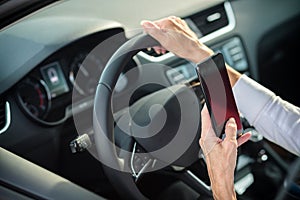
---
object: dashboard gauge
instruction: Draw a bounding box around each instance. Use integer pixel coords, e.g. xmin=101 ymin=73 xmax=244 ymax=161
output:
xmin=69 ymin=53 xmax=104 ymax=96
xmin=16 ymin=77 xmax=51 ymax=120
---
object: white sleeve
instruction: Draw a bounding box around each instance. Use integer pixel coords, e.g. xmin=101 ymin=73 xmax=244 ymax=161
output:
xmin=233 ymin=74 xmax=300 ymax=156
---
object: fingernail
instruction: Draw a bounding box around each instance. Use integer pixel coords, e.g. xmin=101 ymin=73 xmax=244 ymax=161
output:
xmin=154 ymin=49 xmax=161 ymax=55
xmin=140 ymin=20 xmax=153 ymax=28
xmin=228 ymin=117 xmax=235 ymax=123
xmin=140 ymin=20 xmax=146 ymax=25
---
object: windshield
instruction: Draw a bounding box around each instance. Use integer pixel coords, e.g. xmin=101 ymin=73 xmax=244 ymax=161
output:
xmin=0 ymin=0 xmax=59 ymax=30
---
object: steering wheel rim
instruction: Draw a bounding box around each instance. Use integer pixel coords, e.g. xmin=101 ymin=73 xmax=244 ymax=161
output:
xmin=93 ymin=34 xmax=160 ymax=200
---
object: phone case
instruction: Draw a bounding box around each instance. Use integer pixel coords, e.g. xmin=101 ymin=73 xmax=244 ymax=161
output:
xmin=196 ymin=52 xmax=243 ymax=138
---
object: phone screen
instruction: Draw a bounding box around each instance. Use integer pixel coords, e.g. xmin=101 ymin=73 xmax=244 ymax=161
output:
xmin=196 ymin=53 xmax=243 ymax=138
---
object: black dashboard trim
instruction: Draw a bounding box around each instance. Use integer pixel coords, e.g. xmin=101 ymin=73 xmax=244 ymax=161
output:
xmin=0 ymin=101 xmax=11 ymax=134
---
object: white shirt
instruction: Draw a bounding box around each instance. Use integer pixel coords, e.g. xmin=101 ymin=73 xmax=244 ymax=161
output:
xmin=233 ymin=74 xmax=300 ymax=156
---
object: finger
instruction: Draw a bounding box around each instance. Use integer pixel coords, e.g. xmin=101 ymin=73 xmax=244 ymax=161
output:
xmin=201 ymin=104 xmax=211 ymax=136
xmin=153 ymin=46 xmax=162 ymax=54
xmin=154 ymin=46 xmax=167 ymax=54
xmin=161 ymin=48 xmax=167 ymax=54
xmin=224 ymin=118 xmax=237 ymax=142
xmin=168 ymin=16 xmax=198 ymax=39
xmin=171 ymin=16 xmax=187 ymax=27
xmin=200 ymin=104 xmax=216 ymax=139
xmin=237 ymin=132 xmax=252 ymax=147
xmin=141 ymin=20 xmax=165 ymax=42
xmin=201 ymin=104 xmax=210 ymax=120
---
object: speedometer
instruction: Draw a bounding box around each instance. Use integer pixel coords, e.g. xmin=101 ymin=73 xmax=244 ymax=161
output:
xmin=69 ymin=53 xmax=104 ymax=96
xmin=16 ymin=77 xmax=51 ymax=120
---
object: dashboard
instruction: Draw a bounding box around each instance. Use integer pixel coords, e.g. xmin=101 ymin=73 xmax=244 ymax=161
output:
xmin=1 ymin=0 xmax=300 ymax=199
xmin=1 ymin=0 xmax=300 ymax=131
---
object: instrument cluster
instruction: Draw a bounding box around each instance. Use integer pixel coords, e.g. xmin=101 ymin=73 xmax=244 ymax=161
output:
xmin=15 ymin=31 xmax=135 ymax=125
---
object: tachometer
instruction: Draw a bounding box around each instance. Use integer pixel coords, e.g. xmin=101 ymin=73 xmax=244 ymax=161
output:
xmin=16 ymin=77 xmax=51 ymax=120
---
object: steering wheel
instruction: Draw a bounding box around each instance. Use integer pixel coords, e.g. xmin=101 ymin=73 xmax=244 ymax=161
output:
xmin=93 ymin=33 xmax=210 ymax=199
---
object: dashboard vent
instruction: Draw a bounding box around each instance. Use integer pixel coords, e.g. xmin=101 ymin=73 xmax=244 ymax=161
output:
xmin=187 ymin=3 xmax=229 ymax=37
xmin=141 ymin=2 xmax=232 ymax=58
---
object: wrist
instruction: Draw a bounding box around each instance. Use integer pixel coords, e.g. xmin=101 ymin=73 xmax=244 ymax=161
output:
xmin=189 ymin=41 xmax=214 ymax=63
xmin=206 ymin=158 xmax=237 ymax=200
xmin=226 ymin=64 xmax=242 ymax=87
xmin=211 ymin=181 xmax=236 ymax=200
xmin=210 ymin=173 xmax=236 ymax=200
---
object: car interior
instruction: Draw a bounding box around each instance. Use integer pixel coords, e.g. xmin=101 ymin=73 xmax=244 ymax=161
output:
xmin=0 ymin=0 xmax=300 ymax=199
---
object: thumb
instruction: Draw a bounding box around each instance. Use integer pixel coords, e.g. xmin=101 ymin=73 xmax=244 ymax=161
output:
xmin=224 ymin=118 xmax=237 ymax=142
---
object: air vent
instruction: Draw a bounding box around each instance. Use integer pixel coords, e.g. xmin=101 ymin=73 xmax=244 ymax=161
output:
xmin=0 ymin=97 xmax=11 ymax=134
xmin=187 ymin=3 xmax=229 ymax=37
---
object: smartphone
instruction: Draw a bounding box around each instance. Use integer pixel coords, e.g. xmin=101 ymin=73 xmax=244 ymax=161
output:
xmin=196 ymin=52 xmax=243 ymax=138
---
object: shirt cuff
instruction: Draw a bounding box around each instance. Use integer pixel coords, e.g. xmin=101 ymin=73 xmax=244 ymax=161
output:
xmin=232 ymin=74 xmax=275 ymax=125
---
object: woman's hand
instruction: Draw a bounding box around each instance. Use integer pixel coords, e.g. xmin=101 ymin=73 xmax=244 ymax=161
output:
xmin=141 ymin=16 xmax=214 ymax=63
xmin=200 ymin=105 xmax=251 ymax=200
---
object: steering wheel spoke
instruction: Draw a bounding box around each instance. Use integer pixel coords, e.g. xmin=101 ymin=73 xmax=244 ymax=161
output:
xmin=130 ymin=142 xmax=155 ymax=182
